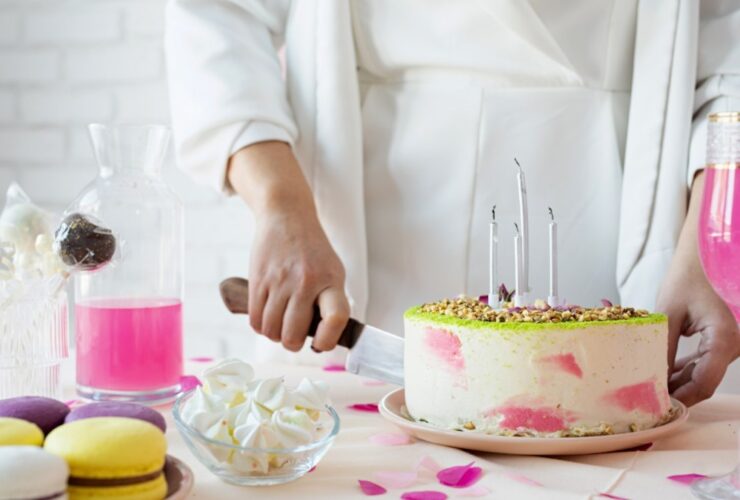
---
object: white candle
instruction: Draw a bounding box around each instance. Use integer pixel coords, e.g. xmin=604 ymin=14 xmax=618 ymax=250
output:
xmin=514 ymin=223 xmax=523 ymax=307
xmin=488 ymin=205 xmax=499 ymax=308
xmin=514 ymin=159 xmax=530 ymax=304
xmin=547 ymin=207 xmax=559 ymax=307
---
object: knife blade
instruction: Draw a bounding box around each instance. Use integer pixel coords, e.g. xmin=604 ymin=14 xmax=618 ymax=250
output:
xmin=219 ymin=277 xmax=404 ymax=385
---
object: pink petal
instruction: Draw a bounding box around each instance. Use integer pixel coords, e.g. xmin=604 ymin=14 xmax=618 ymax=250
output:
xmin=348 ymin=403 xmax=380 ymax=413
xmin=363 ymin=380 xmax=387 ymax=387
xmin=401 ymin=491 xmax=447 ymax=500
xmin=457 ymin=485 xmax=491 ymax=497
xmin=601 ymin=298 xmax=614 ymax=307
xmin=502 ymin=471 xmax=543 ymax=487
xmin=369 ymin=433 xmax=414 ymax=446
xmin=373 ymin=471 xmax=417 ymax=489
xmin=308 ymin=466 xmax=317 ymax=473
xmin=64 ymin=399 xmax=80 ymax=408
xmin=437 ymin=462 xmax=483 ymax=488
xmin=189 ymin=356 xmax=214 ymax=363
xmin=358 ymin=480 xmax=387 ymax=496
xmin=179 ymin=375 xmax=202 ymax=392
xmin=667 ymin=474 xmax=707 ymax=485
xmin=598 ymin=494 xmax=629 ymax=500
xmin=323 ymin=364 xmax=346 ymax=372
xmin=416 ymin=455 xmax=442 ymax=475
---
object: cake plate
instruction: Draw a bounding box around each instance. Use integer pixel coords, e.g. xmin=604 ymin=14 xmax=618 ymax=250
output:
xmin=379 ymin=388 xmax=688 ymax=456
xmin=165 ymin=455 xmax=195 ymax=499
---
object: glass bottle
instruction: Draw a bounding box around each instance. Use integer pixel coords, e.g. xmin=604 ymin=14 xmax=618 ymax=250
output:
xmin=70 ymin=124 xmax=184 ymax=404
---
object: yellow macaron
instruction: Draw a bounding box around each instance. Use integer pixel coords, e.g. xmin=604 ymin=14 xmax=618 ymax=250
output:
xmin=45 ymin=417 xmax=167 ymax=500
xmin=0 ymin=417 xmax=44 ymax=446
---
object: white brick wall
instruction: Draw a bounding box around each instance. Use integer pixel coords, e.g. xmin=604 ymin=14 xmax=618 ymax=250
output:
xmin=0 ymin=0 xmax=256 ymax=360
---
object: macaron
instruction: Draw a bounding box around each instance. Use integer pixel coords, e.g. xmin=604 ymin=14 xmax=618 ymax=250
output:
xmin=0 ymin=446 xmax=69 ymax=500
xmin=0 ymin=417 xmax=43 ymax=446
xmin=66 ymin=402 xmax=167 ymax=432
xmin=45 ymin=417 xmax=167 ymax=500
xmin=0 ymin=396 xmax=70 ymax=435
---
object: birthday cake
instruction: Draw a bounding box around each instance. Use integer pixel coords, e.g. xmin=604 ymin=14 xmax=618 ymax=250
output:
xmin=403 ymin=298 xmax=674 ymax=437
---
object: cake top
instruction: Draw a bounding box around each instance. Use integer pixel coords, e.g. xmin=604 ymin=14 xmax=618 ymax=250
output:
xmin=409 ymin=296 xmax=664 ymax=327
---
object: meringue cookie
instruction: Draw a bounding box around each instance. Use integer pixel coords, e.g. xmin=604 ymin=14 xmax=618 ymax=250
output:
xmin=180 ymin=386 xmax=227 ymax=433
xmin=203 ymin=358 xmax=254 ymax=405
xmin=290 ymin=378 xmax=330 ymax=412
xmin=250 ymin=377 xmax=288 ymax=419
xmin=271 ymin=408 xmax=314 ymax=448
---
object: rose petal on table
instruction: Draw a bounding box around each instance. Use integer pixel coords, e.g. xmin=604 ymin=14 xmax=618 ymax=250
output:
xmin=501 ymin=471 xmax=543 ymax=487
xmin=179 ymin=375 xmax=202 ymax=392
xmin=323 ymin=364 xmax=346 ymax=372
xmin=598 ymin=493 xmax=629 ymax=500
xmin=369 ymin=432 xmax=414 ymax=446
xmin=667 ymin=473 xmax=707 ymax=485
xmin=373 ymin=471 xmax=418 ymax=489
xmin=308 ymin=466 xmax=317 ymax=473
xmin=358 ymin=479 xmax=387 ymax=496
xmin=436 ymin=462 xmax=483 ymax=488
xmin=189 ymin=356 xmax=214 ymax=363
xmin=416 ymin=455 xmax=442 ymax=475
xmin=400 ymin=491 xmax=448 ymax=500
xmin=362 ymin=380 xmax=387 ymax=387
xmin=456 ymin=484 xmax=491 ymax=497
xmin=348 ymin=403 xmax=380 ymax=413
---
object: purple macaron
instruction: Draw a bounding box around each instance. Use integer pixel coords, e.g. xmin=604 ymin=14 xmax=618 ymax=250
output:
xmin=65 ymin=402 xmax=167 ymax=432
xmin=0 ymin=396 xmax=70 ymax=435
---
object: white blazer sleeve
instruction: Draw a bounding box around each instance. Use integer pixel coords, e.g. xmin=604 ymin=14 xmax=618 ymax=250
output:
xmin=165 ymin=0 xmax=297 ymax=193
xmin=688 ymin=1 xmax=740 ymax=184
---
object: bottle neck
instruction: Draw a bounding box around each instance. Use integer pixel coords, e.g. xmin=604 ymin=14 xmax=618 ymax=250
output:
xmin=707 ymin=112 xmax=740 ymax=167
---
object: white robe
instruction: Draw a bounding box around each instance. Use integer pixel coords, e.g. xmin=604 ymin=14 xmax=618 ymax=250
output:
xmin=165 ymin=0 xmax=740 ymax=330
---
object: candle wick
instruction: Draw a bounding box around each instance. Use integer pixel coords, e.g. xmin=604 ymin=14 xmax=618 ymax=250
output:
xmin=548 ymin=207 xmax=554 ymax=221
xmin=514 ymin=157 xmax=522 ymax=171
xmin=514 ymin=222 xmax=519 ymax=235
xmin=491 ymin=205 xmax=496 ymax=222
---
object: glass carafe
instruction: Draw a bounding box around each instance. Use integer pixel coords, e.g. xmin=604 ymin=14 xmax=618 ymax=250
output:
xmin=70 ymin=124 xmax=184 ymax=404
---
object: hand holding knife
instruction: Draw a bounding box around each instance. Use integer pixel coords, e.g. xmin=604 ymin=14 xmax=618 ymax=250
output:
xmin=219 ymin=277 xmax=405 ymax=385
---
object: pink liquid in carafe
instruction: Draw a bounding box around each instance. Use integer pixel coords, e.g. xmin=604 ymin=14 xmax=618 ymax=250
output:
xmin=75 ymin=298 xmax=183 ymax=392
xmin=698 ymin=167 xmax=740 ymax=321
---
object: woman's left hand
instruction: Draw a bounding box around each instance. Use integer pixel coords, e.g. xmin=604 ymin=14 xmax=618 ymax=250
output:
xmin=656 ymin=171 xmax=740 ymax=407
xmin=657 ymin=267 xmax=740 ymax=407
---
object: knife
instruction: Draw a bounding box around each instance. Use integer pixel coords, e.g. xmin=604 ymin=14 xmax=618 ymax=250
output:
xmin=219 ymin=277 xmax=404 ymax=386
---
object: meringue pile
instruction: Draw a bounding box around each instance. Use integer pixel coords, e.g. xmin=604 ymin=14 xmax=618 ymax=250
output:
xmin=179 ymin=359 xmax=333 ymax=474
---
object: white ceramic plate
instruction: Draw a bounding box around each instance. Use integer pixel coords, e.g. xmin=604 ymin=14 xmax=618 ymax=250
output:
xmin=379 ymin=388 xmax=689 ymax=456
xmin=165 ymin=455 xmax=194 ymax=499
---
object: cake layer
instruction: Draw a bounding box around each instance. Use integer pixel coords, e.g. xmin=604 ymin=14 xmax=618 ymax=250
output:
xmin=404 ymin=307 xmax=672 ymax=437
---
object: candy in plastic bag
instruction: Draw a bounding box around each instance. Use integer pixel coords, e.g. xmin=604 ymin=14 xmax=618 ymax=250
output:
xmin=54 ymin=212 xmax=116 ymax=271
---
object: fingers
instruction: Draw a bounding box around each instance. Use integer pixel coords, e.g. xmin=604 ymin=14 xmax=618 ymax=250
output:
xmin=671 ymin=348 xmax=730 ymax=406
xmin=248 ymin=281 xmax=268 ymax=333
xmin=665 ymin=309 xmax=687 ymax=375
xmin=672 ymin=352 xmax=701 ymax=373
xmin=261 ymin=290 xmax=290 ymax=342
xmin=280 ymin=292 xmax=315 ymax=352
xmin=312 ymin=287 xmax=350 ymax=352
xmin=668 ymin=360 xmax=696 ymax=393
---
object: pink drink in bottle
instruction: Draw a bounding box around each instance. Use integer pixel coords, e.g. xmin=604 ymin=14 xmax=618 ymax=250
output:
xmin=698 ymin=112 xmax=740 ymax=321
xmin=70 ymin=124 xmax=184 ymax=404
xmin=76 ymin=299 xmax=182 ymax=391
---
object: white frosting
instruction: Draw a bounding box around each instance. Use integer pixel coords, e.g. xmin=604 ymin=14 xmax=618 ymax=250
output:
xmin=180 ymin=360 xmax=333 ymax=474
xmin=404 ymin=315 xmax=673 ymax=436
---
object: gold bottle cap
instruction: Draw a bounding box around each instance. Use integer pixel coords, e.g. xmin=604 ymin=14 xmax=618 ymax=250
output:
xmin=709 ymin=111 xmax=740 ymax=123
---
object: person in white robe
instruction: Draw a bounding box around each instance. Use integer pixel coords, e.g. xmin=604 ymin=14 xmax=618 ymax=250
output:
xmin=165 ymin=1 xmax=740 ymax=405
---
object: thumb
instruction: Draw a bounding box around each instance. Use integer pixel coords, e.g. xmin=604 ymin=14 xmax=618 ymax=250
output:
xmin=664 ymin=307 xmax=686 ymax=376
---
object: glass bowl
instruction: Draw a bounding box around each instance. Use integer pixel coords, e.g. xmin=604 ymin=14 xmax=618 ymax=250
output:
xmin=172 ymin=390 xmax=340 ymax=486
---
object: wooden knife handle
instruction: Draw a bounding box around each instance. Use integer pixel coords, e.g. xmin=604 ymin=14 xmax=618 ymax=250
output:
xmin=219 ymin=277 xmax=363 ymax=350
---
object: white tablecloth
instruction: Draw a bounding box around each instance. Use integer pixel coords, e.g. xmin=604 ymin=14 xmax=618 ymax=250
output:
xmin=61 ymin=360 xmax=740 ymax=500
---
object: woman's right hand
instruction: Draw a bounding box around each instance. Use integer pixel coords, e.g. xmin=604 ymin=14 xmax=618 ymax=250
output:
xmin=227 ymin=141 xmax=350 ymax=353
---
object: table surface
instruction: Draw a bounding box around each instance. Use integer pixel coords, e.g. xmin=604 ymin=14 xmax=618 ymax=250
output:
xmin=61 ymin=360 xmax=740 ymax=500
